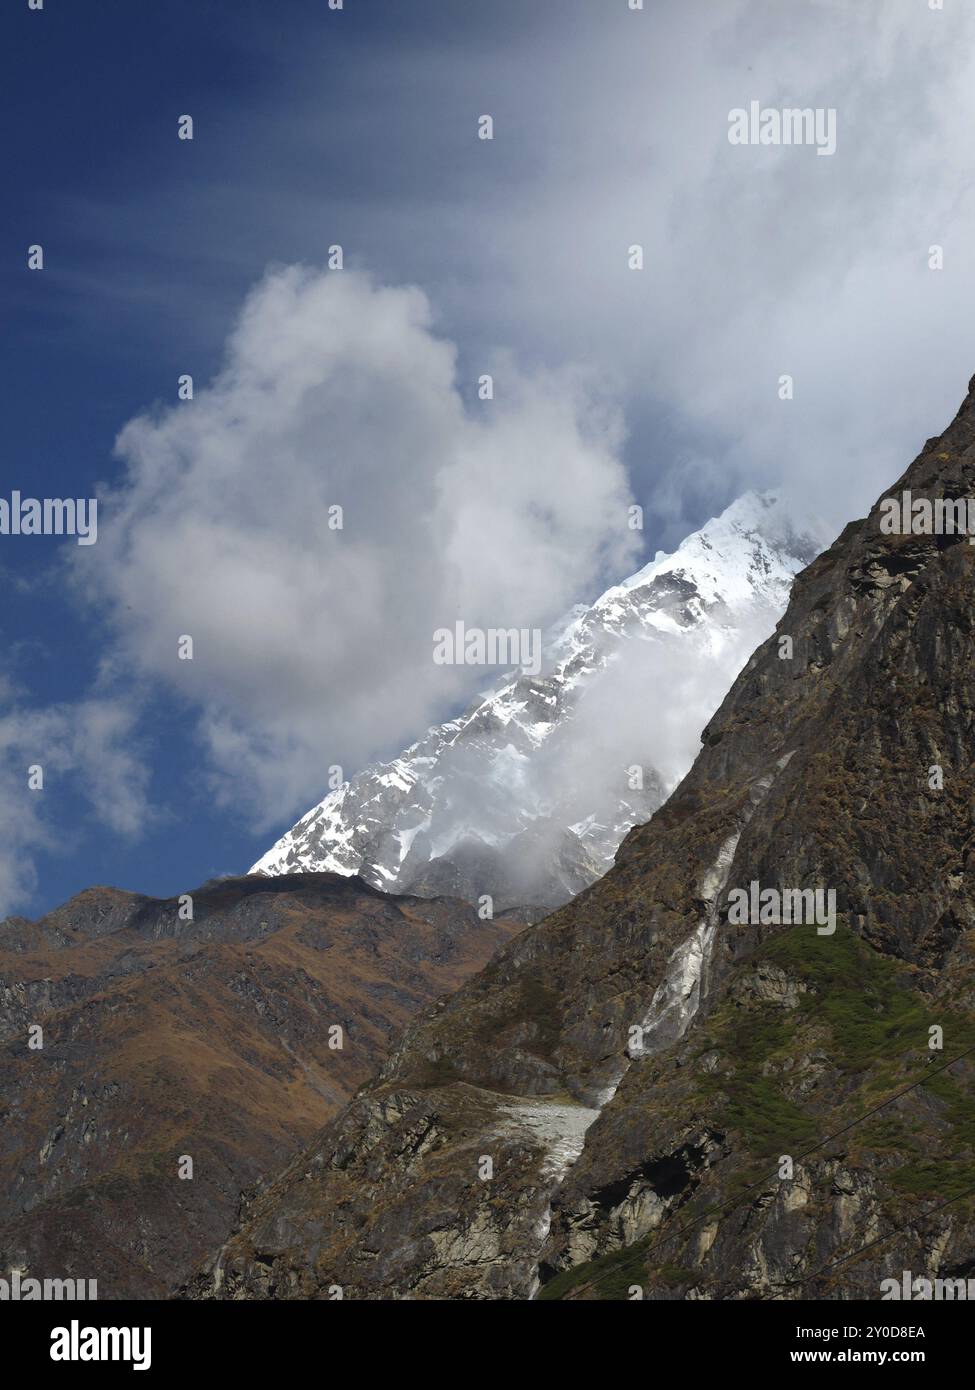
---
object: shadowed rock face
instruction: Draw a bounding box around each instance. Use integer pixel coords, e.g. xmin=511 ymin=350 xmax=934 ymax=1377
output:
xmin=0 ymin=874 xmax=520 ymax=1298
xmin=192 ymin=379 xmax=975 ymax=1301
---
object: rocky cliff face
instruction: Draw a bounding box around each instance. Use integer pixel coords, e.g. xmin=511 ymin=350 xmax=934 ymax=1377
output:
xmin=251 ymin=492 xmax=825 ymax=912
xmin=194 ymin=381 xmax=975 ymax=1301
xmin=0 ymin=874 xmax=519 ymax=1298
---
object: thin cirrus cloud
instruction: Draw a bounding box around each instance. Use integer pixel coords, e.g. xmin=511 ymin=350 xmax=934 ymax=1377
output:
xmin=76 ymin=265 xmax=639 ymax=829
xmin=0 ymin=694 xmax=150 ymax=915
xmin=63 ymin=0 xmax=975 ymax=544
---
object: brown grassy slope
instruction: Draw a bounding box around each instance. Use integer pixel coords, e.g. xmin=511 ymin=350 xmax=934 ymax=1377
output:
xmin=0 ymin=872 xmax=521 ymax=1297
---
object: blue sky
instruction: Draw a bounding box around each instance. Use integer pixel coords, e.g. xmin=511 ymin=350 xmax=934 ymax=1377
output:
xmin=3 ymin=0 xmax=975 ymax=918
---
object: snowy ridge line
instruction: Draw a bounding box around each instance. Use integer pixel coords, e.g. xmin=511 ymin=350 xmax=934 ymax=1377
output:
xmin=250 ymin=491 xmax=827 ymax=912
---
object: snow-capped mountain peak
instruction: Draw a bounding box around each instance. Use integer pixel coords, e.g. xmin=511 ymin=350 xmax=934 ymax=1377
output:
xmin=250 ymin=491 xmax=828 ymax=910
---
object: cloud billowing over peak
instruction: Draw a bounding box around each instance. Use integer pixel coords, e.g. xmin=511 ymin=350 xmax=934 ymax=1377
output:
xmin=252 ymin=488 xmax=826 ymax=910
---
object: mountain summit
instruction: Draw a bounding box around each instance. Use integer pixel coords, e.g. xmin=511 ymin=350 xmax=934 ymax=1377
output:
xmin=252 ymin=491 xmax=826 ymax=911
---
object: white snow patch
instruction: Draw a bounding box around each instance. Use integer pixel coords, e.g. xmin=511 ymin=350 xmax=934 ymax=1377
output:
xmin=496 ymin=1099 xmax=601 ymax=1181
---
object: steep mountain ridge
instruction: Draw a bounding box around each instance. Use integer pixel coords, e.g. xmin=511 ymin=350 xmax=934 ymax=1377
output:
xmin=251 ymin=492 xmax=827 ymax=911
xmin=195 ymin=378 xmax=975 ymax=1300
xmin=0 ymin=874 xmax=519 ymax=1297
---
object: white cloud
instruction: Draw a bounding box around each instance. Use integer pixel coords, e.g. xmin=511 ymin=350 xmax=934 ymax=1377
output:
xmin=0 ymin=695 xmax=150 ymax=917
xmin=81 ymin=266 xmax=638 ymax=825
xmin=435 ymin=0 xmax=975 ymax=533
xmin=222 ymin=0 xmax=975 ymax=539
xmin=60 ymin=1 xmax=975 ymax=552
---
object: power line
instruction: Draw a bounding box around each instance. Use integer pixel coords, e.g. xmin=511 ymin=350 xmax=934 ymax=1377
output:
xmin=783 ymin=1180 xmax=975 ymax=1293
xmin=560 ymin=1040 xmax=975 ymax=1300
